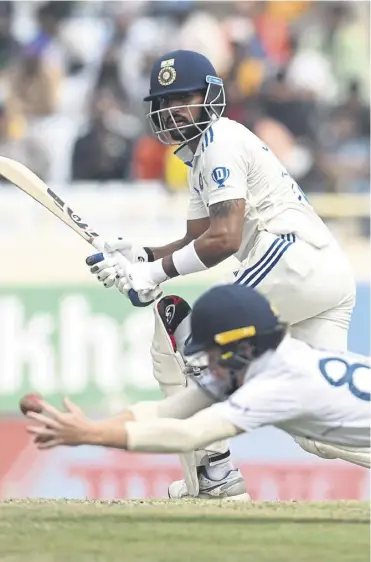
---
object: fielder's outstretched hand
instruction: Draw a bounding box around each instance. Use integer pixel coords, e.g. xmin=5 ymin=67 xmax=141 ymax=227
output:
xmin=26 ymin=398 xmax=96 ymax=449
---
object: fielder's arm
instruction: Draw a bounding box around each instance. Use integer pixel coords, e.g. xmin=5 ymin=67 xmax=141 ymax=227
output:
xmin=27 ymin=385 xmax=221 ymax=450
xmin=85 ymin=404 xmax=241 ymax=453
xmin=125 ymin=407 xmax=241 ymax=453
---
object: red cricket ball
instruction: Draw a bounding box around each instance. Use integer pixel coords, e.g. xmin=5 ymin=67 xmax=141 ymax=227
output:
xmin=19 ymin=393 xmax=44 ymax=416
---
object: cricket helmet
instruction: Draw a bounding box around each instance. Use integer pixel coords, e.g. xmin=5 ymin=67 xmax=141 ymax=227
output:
xmin=184 ymin=284 xmax=287 ymax=373
xmin=144 ymin=49 xmax=225 ymax=145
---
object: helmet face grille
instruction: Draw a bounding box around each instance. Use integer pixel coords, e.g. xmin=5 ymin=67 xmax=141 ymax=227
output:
xmin=146 ymin=83 xmax=226 ymax=145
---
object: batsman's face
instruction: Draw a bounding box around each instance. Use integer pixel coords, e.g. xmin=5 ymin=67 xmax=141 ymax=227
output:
xmin=159 ymin=92 xmax=204 ymax=141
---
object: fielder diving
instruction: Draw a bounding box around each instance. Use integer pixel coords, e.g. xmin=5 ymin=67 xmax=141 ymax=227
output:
xmin=84 ymin=50 xmax=356 ymax=499
xmin=27 ymin=284 xmax=370 ymax=482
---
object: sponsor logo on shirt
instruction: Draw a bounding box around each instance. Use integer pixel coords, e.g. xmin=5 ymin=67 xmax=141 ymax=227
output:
xmin=212 ymin=167 xmax=230 ymax=188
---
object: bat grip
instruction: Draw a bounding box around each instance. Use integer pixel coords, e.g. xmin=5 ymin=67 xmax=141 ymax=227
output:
xmin=91 ymin=237 xmax=143 ymax=306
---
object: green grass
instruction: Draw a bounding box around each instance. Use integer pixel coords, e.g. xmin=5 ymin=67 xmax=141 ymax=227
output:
xmin=0 ymin=499 xmax=369 ymax=562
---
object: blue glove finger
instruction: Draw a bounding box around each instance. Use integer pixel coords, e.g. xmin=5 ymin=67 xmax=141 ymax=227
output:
xmin=86 ymin=253 xmax=104 ymax=267
xmin=128 ymin=289 xmax=154 ymax=308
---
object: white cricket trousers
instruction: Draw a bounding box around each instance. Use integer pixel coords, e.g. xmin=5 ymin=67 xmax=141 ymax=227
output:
xmin=232 ymin=232 xmax=356 ymax=351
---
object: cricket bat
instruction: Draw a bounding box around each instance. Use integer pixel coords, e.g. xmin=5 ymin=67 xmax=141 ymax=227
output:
xmin=0 ymin=156 xmax=143 ymax=303
xmin=0 ymin=156 xmax=103 ymax=251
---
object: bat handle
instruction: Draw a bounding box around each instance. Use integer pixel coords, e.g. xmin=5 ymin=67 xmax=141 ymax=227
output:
xmin=91 ymin=237 xmax=105 ymax=253
xmin=91 ymin=237 xmax=145 ymax=306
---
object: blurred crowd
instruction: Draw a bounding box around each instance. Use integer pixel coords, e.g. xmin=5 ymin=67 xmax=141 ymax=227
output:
xmin=0 ymin=0 xmax=369 ymax=195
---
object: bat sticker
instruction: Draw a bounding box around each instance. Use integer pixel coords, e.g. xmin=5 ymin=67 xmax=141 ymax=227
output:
xmin=47 ymin=187 xmax=99 ymax=238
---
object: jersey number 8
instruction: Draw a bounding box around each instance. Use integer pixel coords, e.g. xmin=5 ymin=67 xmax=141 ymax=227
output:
xmin=319 ymin=357 xmax=370 ymax=401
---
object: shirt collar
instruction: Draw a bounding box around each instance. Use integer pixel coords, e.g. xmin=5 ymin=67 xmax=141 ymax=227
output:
xmin=173 ymin=132 xmax=204 ymax=168
xmin=244 ymin=335 xmax=291 ymax=381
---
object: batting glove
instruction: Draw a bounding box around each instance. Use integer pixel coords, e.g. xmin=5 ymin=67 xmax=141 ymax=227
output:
xmin=86 ymin=238 xmax=154 ymax=289
xmin=115 ymin=258 xmax=166 ymax=305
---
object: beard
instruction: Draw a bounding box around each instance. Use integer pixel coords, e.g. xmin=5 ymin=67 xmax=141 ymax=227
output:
xmin=164 ymin=114 xmax=203 ymax=142
xmin=168 ymin=122 xmax=202 ymax=142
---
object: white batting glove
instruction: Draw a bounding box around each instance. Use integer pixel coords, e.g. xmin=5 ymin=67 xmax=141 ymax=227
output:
xmin=86 ymin=238 xmax=153 ymax=289
xmin=119 ymin=280 xmax=163 ymax=305
xmin=86 ymin=253 xmax=122 ymax=288
xmin=104 ymin=238 xmax=153 ymax=264
xmin=115 ymin=258 xmax=167 ymax=303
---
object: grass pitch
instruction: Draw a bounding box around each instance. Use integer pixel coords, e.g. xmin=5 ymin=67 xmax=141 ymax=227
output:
xmin=0 ymin=499 xmax=369 ymax=562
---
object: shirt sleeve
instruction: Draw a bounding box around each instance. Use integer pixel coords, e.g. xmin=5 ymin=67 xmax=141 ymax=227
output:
xmin=211 ymin=376 xmax=304 ymax=434
xmin=203 ymin=139 xmax=249 ymax=207
xmin=126 ymin=404 xmax=240 ymax=453
xmin=187 ymin=184 xmax=209 ymax=220
xmin=129 ymin=386 xmax=214 ymax=421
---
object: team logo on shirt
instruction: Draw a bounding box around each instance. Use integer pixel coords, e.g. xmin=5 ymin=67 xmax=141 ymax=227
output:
xmin=212 ymin=167 xmax=230 ymax=188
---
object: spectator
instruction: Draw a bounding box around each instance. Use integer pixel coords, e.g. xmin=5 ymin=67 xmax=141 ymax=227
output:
xmin=7 ymin=46 xmax=59 ymax=118
xmin=94 ymin=11 xmax=131 ymax=102
xmin=0 ymin=0 xmax=366 ymax=202
xmin=260 ymin=67 xmax=316 ymax=140
xmin=95 ymin=45 xmax=126 ymax=102
xmin=118 ymin=15 xmax=172 ymax=105
xmin=318 ymin=107 xmax=369 ymax=193
xmin=300 ymin=2 xmax=370 ymax=103
xmin=71 ymin=89 xmax=142 ymax=182
xmin=284 ymin=35 xmax=338 ymax=103
xmin=0 ymin=1 xmax=19 ymax=75
xmin=0 ymin=102 xmax=50 ymax=180
xmin=247 ymin=0 xmax=292 ymax=65
xmin=28 ymin=2 xmax=66 ymax=76
xmin=336 ymin=80 xmax=370 ymax=138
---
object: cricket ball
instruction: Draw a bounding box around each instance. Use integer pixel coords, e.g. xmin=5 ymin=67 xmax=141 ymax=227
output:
xmin=19 ymin=393 xmax=44 ymax=416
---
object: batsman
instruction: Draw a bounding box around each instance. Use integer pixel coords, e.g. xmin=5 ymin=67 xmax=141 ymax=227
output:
xmin=85 ymin=50 xmax=356 ymax=500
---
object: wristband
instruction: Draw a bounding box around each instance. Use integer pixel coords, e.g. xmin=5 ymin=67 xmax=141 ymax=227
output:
xmin=143 ymin=247 xmax=155 ymax=262
xmin=172 ymin=241 xmax=208 ymax=276
xmin=149 ymin=259 xmax=169 ymax=284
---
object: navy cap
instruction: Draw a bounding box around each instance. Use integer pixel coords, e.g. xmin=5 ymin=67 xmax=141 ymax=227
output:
xmin=144 ymin=50 xmax=219 ymax=102
xmin=184 ymin=284 xmax=279 ymax=356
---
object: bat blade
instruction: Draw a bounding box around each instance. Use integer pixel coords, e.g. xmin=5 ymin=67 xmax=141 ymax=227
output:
xmin=0 ymin=156 xmax=101 ymax=248
xmin=0 ymin=156 xmax=142 ymax=303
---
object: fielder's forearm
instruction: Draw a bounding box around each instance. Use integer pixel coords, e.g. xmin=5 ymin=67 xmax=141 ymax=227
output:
xmin=88 ymin=403 xmax=239 ymax=453
xmin=126 ymin=407 xmax=240 ymax=453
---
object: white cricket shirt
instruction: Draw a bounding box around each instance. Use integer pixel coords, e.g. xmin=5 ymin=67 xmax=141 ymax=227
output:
xmin=207 ymin=336 xmax=370 ymax=448
xmin=175 ymin=117 xmax=333 ymax=260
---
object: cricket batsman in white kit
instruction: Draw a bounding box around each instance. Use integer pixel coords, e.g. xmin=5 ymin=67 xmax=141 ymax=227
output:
xmin=27 ymin=285 xmax=370 ymax=478
xmin=85 ymin=50 xmax=356 ymax=499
